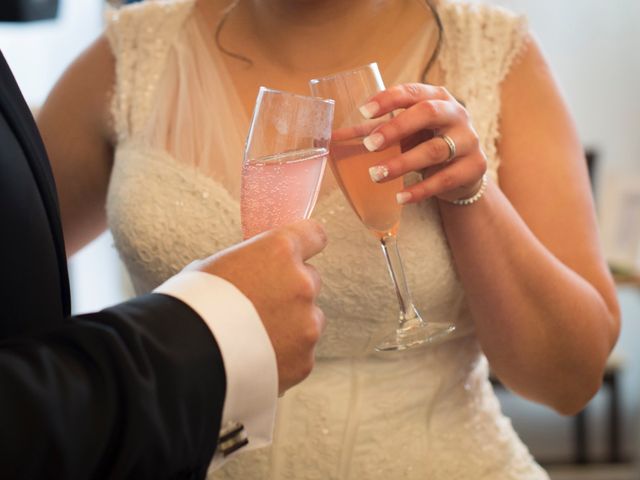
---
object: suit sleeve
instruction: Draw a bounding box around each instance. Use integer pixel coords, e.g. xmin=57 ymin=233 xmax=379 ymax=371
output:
xmin=0 ymin=293 xmax=224 ymax=480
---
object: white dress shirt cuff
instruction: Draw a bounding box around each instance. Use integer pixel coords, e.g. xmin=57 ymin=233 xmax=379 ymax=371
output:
xmin=154 ymin=271 xmax=278 ymax=467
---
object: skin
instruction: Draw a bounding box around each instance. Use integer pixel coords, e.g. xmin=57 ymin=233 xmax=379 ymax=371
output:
xmin=37 ymin=0 xmax=620 ymax=414
xmin=193 ymin=219 xmax=327 ymax=394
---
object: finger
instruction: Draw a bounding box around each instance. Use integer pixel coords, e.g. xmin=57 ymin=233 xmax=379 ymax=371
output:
xmin=419 ymin=162 xmax=446 ymax=180
xmin=313 ymin=304 xmax=327 ymax=335
xmin=279 ymin=219 xmax=328 ymax=261
xmin=397 ymin=154 xmax=487 ymax=204
xmin=360 ymin=83 xmax=454 ymax=119
xmin=333 ymin=117 xmax=386 ymax=142
xmin=370 ymin=129 xmax=473 ymax=182
xmin=400 ymin=128 xmax=435 ymax=153
xmin=304 ymin=262 xmax=322 ymax=296
xmin=362 ymin=100 xmax=463 ymax=153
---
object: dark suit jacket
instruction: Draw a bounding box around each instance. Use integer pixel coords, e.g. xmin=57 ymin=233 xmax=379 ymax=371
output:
xmin=0 ymin=51 xmax=226 ymax=479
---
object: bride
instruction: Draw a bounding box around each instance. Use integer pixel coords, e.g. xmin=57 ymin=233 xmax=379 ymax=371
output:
xmin=38 ymin=0 xmax=619 ymax=477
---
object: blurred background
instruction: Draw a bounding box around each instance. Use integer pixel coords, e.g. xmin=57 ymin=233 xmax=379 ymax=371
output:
xmin=1 ymin=1 xmax=639 ymax=479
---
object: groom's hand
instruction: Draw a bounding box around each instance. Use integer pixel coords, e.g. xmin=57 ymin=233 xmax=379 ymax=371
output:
xmin=193 ymin=219 xmax=328 ymax=394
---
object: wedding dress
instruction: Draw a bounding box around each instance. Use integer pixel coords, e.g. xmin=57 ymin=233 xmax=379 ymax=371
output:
xmin=105 ymin=0 xmax=550 ymax=478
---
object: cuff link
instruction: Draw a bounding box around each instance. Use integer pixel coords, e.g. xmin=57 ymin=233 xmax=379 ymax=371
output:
xmin=218 ymin=422 xmax=249 ymax=457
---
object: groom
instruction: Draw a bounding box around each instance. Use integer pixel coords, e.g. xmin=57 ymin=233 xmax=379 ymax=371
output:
xmin=0 ymin=50 xmax=326 ymax=478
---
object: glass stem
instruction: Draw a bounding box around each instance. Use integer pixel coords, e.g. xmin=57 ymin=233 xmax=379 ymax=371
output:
xmin=380 ymin=233 xmax=423 ymax=330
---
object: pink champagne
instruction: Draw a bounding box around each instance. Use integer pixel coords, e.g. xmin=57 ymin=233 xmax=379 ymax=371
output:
xmin=241 ymin=147 xmax=327 ymax=239
xmin=330 ymin=138 xmax=403 ymax=238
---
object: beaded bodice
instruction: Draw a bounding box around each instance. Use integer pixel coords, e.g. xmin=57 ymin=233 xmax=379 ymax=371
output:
xmin=105 ymin=1 xmax=548 ymax=478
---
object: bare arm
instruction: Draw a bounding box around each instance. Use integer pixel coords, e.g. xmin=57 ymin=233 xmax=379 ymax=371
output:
xmin=440 ymin=38 xmax=619 ymax=414
xmin=359 ymin=36 xmax=620 ymax=414
xmin=37 ymin=34 xmax=116 ymax=256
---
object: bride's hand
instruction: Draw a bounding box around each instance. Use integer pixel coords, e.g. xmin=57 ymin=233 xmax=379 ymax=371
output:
xmin=360 ymin=83 xmax=487 ymax=204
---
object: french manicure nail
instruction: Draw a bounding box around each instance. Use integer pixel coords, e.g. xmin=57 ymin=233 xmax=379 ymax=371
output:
xmin=359 ymin=101 xmax=380 ymax=119
xmin=396 ymin=192 xmax=412 ymax=205
xmin=363 ymin=133 xmax=384 ymax=152
xmin=369 ymin=165 xmax=389 ymax=182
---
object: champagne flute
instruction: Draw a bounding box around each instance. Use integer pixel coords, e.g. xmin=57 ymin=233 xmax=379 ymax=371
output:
xmin=310 ymin=63 xmax=456 ymax=351
xmin=241 ymin=87 xmax=335 ymax=239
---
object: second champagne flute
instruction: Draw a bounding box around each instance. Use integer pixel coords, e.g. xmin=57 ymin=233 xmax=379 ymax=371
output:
xmin=310 ymin=63 xmax=456 ymax=351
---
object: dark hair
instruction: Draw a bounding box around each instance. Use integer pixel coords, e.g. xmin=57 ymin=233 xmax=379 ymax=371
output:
xmin=214 ymin=0 xmax=248 ymax=65
xmin=215 ymin=0 xmax=444 ymax=82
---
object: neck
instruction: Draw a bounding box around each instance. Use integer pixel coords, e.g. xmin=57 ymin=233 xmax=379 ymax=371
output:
xmin=248 ymin=0 xmax=386 ymax=25
xmin=234 ymin=0 xmax=412 ymax=72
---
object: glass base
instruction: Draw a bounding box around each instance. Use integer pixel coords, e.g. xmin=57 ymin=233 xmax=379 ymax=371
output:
xmin=374 ymin=322 xmax=456 ymax=352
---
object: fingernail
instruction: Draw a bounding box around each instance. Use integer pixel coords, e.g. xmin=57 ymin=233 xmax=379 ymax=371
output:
xmin=363 ymin=132 xmax=384 ymax=152
xmin=359 ymin=101 xmax=380 ymax=119
xmin=368 ymin=165 xmax=389 ymax=182
xmin=396 ymin=192 xmax=412 ymax=205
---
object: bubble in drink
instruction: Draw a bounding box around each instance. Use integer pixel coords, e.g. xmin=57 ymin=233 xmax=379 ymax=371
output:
xmin=241 ymin=147 xmax=327 ymax=238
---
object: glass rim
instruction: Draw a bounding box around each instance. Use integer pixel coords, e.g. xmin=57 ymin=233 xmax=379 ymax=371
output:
xmin=257 ymin=86 xmax=335 ymax=106
xmin=309 ymin=62 xmax=380 ymax=85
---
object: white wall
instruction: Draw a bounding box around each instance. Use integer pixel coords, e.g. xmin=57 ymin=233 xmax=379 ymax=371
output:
xmin=483 ymin=0 xmax=640 ymax=173
xmin=0 ymin=0 xmax=103 ymax=106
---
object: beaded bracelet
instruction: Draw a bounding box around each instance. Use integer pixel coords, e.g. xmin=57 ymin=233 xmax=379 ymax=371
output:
xmin=449 ymin=173 xmax=488 ymax=206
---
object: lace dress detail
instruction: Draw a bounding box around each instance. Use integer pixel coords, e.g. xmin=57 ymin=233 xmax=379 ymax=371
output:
xmin=105 ymin=1 xmax=548 ymax=478
xmin=439 ymin=2 xmax=528 ymax=181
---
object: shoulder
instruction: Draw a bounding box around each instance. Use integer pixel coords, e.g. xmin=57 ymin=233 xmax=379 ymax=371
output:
xmin=432 ymin=2 xmax=531 ymax=180
xmin=438 ymin=0 xmax=528 ymax=52
xmin=105 ymin=0 xmax=196 ymax=49
xmin=106 ymin=0 xmax=195 ymax=22
xmin=38 ymin=33 xmax=117 ymax=143
xmin=438 ymin=0 xmax=526 ymax=27
xmin=104 ymin=0 xmax=198 ymax=141
xmin=437 ymin=1 xmax=529 ymax=84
